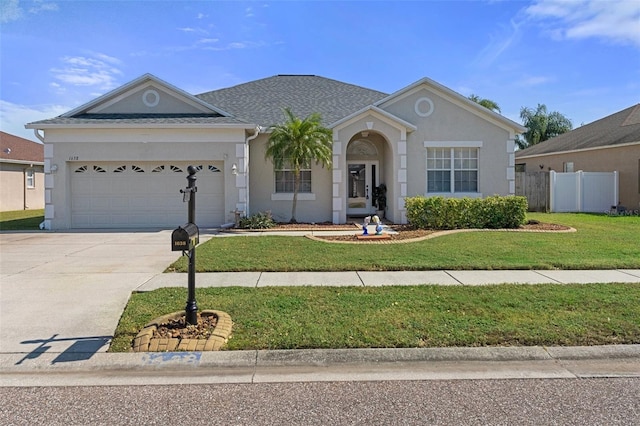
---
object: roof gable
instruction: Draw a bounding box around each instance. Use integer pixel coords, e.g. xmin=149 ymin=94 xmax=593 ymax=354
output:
xmin=375 ymin=77 xmax=526 ymax=134
xmin=0 ymin=131 xmax=44 ymax=164
xmin=516 ymin=104 xmax=640 ymax=157
xmin=62 ymin=74 xmax=229 ymax=117
xmin=331 ymin=105 xmax=417 ymax=133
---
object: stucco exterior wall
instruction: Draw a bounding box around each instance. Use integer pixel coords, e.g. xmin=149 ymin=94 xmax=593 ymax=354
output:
xmin=382 ymin=87 xmax=514 ymax=198
xmin=0 ymin=164 xmax=45 ymax=211
xmin=43 ymin=127 xmax=245 ymax=229
xmin=248 ymin=134 xmax=333 ymax=223
xmin=516 ymin=143 xmax=640 ymax=209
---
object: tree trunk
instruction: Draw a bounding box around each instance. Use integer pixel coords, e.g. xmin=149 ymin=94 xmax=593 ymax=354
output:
xmin=290 ymin=170 xmax=299 ymax=223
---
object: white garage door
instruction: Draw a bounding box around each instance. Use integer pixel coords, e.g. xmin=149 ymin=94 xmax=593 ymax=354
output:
xmin=70 ymin=162 xmax=225 ymax=228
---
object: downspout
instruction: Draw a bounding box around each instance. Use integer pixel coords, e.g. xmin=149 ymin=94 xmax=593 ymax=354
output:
xmin=243 ymin=126 xmax=262 ymax=216
xmin=33 ymin=129 xmax=45 ymax=143
xmin=23 ymin=167 xmax=27 ymax=210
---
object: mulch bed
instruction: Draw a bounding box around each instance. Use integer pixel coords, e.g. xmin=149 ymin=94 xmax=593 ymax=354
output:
xmin=153 ymin=313 xmax=218 ymax=340
xmin=271 ymin=221 xmax=572 ymax=242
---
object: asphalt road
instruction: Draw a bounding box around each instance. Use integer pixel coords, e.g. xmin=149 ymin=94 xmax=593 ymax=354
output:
xmin=1 ymin=378 xmax=639 ymax=425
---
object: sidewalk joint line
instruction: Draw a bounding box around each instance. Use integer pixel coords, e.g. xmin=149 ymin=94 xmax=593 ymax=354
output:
xmin=356 ymin=271 xmax=366 ymax=286
xmin=251 ymin=350 xmax=258 ymax=383
xmin=617 ymin=269 xmax=640 ymax=279
xmin=444 ymin=271 xmax=463 ymax=285
xmin=533 ymin=271 xmax=564 ymax=284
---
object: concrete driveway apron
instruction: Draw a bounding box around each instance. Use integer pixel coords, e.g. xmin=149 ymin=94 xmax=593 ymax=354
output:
xmin=0 ymin=230 xmax=181 ymax=355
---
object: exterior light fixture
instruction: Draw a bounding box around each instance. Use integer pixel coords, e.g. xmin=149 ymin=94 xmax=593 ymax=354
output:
xmin=231 ymin=163 xmax=238 ymax=175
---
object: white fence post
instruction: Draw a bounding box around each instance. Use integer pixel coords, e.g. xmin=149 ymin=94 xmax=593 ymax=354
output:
xmin=549 ymin=170 xmax=556 ymax=212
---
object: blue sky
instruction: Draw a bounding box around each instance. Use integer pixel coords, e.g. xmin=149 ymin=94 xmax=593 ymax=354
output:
xmin=1 ymin=0 xmax=639 ymax=142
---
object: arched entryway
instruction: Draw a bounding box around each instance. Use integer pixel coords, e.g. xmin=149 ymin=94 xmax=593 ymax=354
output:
xmin=345 ymin=134 xmax=388 ymax=218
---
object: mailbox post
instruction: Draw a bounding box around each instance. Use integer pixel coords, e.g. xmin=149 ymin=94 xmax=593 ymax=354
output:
xmin=172 ymin=165 xmax=199 ymax=325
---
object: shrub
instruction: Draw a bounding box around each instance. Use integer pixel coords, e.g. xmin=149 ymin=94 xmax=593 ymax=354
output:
xmin=239 ymin=211 xmax=276 ymax=229
xmin=405 ymin=195 xmax=527 ymax=230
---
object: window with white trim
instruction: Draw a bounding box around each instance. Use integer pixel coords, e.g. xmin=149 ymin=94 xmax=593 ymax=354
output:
xmin=427 ymin=147 xmax=478 ymax=193
xmin=26 ymin=169 xmax=35 ymax=188
xmin=275 ymin=159 xmax=311 ymax=193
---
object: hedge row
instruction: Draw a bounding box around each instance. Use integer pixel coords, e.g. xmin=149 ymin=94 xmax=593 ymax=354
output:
xmin=405 ymin=195 xmax=528 ymax=230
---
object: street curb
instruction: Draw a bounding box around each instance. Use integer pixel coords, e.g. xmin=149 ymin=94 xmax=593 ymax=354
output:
xmin=1 ymin=345 xmax=638 ymax=374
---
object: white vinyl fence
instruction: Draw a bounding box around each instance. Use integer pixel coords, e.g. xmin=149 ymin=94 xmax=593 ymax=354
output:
xmin=550 ymin=170 xmax=618 ymax=213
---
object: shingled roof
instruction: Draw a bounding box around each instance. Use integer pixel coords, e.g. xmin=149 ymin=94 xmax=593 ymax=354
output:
xmin=0 ymin=131 xmax=44 ymax=164
xmin=516 ymin=104 xmax=640 ymax=157
xmin=196 ymin=75 xmax=389 ymax=127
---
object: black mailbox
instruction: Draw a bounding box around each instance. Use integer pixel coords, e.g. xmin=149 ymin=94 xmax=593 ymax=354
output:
xmin=171 ymin=223 xmax=199 ymax=251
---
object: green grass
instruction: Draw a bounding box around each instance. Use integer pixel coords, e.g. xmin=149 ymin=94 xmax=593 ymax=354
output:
xmin=0 ymin=209 xmax=44 ymax=230
xmin=168 ymin=213 xmax=640 ymax=272
xmin=110 ymin=283 xmax=640 ymax=352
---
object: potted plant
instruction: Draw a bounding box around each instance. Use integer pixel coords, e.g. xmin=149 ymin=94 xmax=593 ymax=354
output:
xmin=374 ymin=183 xmax=387 ymax=218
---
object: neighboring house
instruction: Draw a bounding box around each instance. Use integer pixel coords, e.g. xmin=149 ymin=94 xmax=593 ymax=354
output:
xmin=26 ymin=74 xmax=525 ymax=230
xmin=515 ymin=104 xmax=640 ymax=210
xmin=0 ymin=131 xmax=44 ymax=212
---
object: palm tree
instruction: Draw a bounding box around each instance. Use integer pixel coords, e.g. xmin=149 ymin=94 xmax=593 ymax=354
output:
xmin=468 ymin=94 xmax=501 ymax=113
xmin=516 ymin=104 xmax=572 ymax=149
xmin=265 ymin=108 xmax=333 ymax=223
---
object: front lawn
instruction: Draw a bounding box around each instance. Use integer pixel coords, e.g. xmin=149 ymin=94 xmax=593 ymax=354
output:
xmin=167 ymin=213 xmax=640 ymax=272
xmin=110 ymin=283 xmax=640 ymax=352
xmin=0 ymin=209 xmax=44 ymax=230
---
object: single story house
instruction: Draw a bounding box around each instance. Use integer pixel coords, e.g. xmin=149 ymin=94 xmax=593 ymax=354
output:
xmin=26 ymin=74 xmax=525 ymax=230
xmin=515 ymin=104 xmax=640 ymax=210
xmin=0 ymin=131 xmax=45 ymax=212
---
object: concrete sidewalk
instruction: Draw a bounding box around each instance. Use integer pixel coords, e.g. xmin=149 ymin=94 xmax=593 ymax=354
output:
xmin=137 ymin=269 xmax=640 ymax=290
xmin=1 ymin=230 xmax=639 ymax=385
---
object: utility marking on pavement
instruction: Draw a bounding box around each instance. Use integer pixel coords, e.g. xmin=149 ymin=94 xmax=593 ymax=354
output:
xmin=142 ymin=352 xmax=202 ymax=366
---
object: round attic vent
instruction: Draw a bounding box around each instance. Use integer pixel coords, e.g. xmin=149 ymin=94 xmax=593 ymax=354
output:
xmin=143 ymin=89 xmax=160 ymax=107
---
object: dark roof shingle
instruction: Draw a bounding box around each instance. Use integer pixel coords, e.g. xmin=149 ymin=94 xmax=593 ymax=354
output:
xmin=517 ymin=104 xmax=640 ymax=157
xmin=196 ymin=75 xmax=388 ymax=127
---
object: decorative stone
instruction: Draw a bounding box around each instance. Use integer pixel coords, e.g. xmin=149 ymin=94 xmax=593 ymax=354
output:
xmin=132 ymin=309 xmax=232 ymax=352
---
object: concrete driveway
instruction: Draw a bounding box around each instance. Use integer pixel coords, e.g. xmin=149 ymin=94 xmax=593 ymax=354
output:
xmin=0 ymin=230 xmax=187 ymax=355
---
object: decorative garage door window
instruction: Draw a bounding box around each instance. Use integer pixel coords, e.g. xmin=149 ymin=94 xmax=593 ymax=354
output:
xmin=73 ymin=164 xmax=221 ymax=174
xmin=70 ymin=162 xmax=225 ymax=228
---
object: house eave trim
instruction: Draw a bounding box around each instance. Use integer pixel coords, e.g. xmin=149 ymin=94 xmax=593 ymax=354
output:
xmin=0 ymin=159 xmax=44 ymax=166
xmin=516 ymin=140 xmax=640 ymax=159
xmin=25 ymin=123 xmax=257 ymax=130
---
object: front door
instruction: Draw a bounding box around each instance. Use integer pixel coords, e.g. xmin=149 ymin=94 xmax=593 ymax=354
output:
xmin=347 ymin=161 xmax=379 ymax=216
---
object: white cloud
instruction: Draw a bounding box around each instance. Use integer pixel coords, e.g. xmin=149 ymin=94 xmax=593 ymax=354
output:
xmin=0 ymin=0 xmax=23 ymax=23
xmin=516 ymin=75 xmax=555 ymax=87
xmin=474 ymin=19 xmax=524 ymax=67
xmin=28 ymin=1 xmax=58 ymax=14
xmin=526 ymin=0 xmax=640 ymax=48
xmin=177 ymin=26 xmax=209 ymax=35
xmin=1 ymin=0 xmax=58 ymax=23
xmin=50 ymin=54 xmax=123 ymax=91
xmin=0 ymin=100 xmax=69 ymax=141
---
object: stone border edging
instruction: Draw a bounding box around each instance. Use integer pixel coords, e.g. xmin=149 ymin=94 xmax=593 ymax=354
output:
xmin=304 ymin=226 xmax=577 ymax=244
xmin=132 ymin=309 xmax=232 ymax=352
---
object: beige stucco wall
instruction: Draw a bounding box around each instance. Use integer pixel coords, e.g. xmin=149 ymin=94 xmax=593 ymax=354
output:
xmin=516 ymin=143 xmax=640 ymax=210
xmin=248 ymin=134 xmax=333 ymax=223
xmin=42 ymin=127 xmax=246 ymax=229
xmin=381 ymin=87 xmax=515 ymax=199
xmin=0 ymin=163 xmax=45 ymax=211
